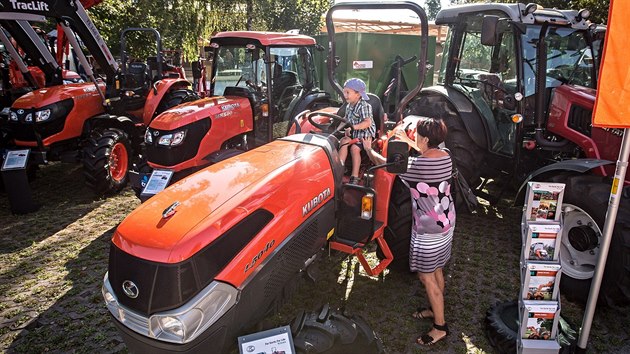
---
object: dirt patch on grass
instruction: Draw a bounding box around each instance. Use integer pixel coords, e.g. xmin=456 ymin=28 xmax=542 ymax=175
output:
xmin=0 ymin=163 xmax=628 ymax=353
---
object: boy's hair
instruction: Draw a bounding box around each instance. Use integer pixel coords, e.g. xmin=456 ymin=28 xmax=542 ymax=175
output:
xmin=416 ymin=117 xmax=447 ymax=148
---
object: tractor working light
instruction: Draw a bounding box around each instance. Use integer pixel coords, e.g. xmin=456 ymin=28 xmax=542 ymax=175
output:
xmin=35 ymin=109 xmax=51 ymax=122
xmin=144 ymin=129 xmax=153 ymax=144
xmin=361 ymin=193 xmax=374 ymax=220
xmin=9 ymin=112 xmax=18 ymax=121
xmin=158 ymin=130 xmax=186 ymax=146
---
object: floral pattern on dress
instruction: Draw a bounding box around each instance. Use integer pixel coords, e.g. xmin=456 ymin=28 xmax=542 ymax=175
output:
xmin=408 ymin=179 xmax=455 ymax=235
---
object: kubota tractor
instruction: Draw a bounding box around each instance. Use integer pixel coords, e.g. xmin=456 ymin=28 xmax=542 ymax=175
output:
xmin=129 ymin=31 xmax=333 ymax=200
xmin=103 ymin=2 xmax=429 ymax=353
xmin=405 ymin=3 xmax=629 ymax=305
xmin=0 ymin=1 xmax=197 ymax=195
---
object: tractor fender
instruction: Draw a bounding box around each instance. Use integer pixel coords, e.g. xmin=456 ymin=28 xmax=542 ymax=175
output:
xmin=419 ymin=85 xmax=489 ymax=150
xmin=514 ymin=158 xmax=614 ymax=206
xmin=141 ymin=78 xmax=191 ymax=124
xmin=84 ymin=114 xmax=140 ymax=145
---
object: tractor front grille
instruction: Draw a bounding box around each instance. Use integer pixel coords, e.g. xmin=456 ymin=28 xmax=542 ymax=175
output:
xmin=568 ymin=105 xmax=592 ymax=137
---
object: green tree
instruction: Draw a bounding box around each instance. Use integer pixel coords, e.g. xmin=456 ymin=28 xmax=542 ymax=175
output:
xmin=426 ymin=0 xmax=441 ymax=20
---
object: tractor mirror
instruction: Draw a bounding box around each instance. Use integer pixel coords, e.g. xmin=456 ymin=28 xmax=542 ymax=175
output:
xmin=386 ymin=140 xmax=409 ymax=174
xmin=481 ymin=15 xmax=500 ymax=46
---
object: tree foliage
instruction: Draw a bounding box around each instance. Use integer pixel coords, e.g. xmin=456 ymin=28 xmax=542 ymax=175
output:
xmin=86 ymin=0 xmax=332 ymax=62
xmin=453 ymin=0 xmax=610 ymax=24
xmin=426 ymin=0 xmax=442 ymax=20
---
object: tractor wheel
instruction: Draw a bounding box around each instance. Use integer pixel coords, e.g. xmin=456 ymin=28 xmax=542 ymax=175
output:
xmin=377 ymin=177 xmax=412 ymax=272
xmin=544 ymin=173 xmax=630 ymax=306
xmin=82 ymin=128 xmax=131 ymax=195
xmin=484 ymin=300 xmax=577 ymax=354
xmin=406 ymin=94 xmax=484 ymax=188
xmin=156 ymin=89 xmax=199 ymax=116
xmin=290 ymin=304 xmax=384 ymax=354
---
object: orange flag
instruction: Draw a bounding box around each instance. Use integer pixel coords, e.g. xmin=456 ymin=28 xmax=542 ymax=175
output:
xmin=593 ymin=0 xmax=630 ymax=127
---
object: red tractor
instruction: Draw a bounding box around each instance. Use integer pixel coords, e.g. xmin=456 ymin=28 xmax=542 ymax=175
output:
xmin=103 ymin=2 xmax=429 ymax=353
xmin=130 ymin=31 xmax=333 ymax=200
xmin=406 ymin=3 xmax=629 ymax=305
xmin=0 ymin=1 xmax=197 ymax=195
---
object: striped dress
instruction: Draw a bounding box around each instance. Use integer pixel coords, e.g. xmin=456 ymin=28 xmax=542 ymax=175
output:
xmin=400 ymin=154 xmax=456 ymax=273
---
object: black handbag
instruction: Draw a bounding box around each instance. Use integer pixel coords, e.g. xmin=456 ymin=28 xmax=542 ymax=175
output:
xmin=444 ymin=149 xmax=478 ymax=213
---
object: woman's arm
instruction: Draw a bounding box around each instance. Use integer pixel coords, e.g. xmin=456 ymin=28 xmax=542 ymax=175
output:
xmin=361 ymin=137 xmax=386 ymax=164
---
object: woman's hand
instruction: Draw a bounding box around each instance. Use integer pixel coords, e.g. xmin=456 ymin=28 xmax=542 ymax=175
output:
xmin=394 ymin=127 xmax=412 ymax=144
xmin=361 ymin=137 xmax=373 ymax=151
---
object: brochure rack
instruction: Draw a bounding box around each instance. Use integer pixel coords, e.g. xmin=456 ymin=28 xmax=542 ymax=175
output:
xmin=518 ymin=182 xmax=565 ymax=354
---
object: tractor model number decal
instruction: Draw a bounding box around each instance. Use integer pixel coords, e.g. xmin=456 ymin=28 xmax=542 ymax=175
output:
xmin=220 ymin=103 xmax=240 ymax=111
xmin=215 ymin=111 xmax=233 ymax=119
xmin=8 ymin=0 xmax=49 ymax=11
xmin=245 ymin=239 xmax=275 ymax=273
xmin=302 ymin=187 xmax=331 ymax=217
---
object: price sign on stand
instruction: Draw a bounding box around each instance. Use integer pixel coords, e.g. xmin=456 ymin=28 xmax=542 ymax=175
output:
xmin=238 ymin=325 xmax=295 ymax=354
xmin=1 ymin=149 xmax=30 ymax=171
xmin=141 ymin=169 xmax=174 ymax=196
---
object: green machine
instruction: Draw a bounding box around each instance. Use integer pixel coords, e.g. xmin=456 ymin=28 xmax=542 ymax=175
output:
xmin=314 ymin=32 xmax=436 ymax=118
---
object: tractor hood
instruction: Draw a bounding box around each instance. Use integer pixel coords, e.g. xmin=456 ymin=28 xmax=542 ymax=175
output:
xmin=113 ymin=134 xmax=339 ymax=267
xmin=148 ymin=96 xmax=253 ymax=131
xmin=11 ymin=82 xmax=105 ymax=109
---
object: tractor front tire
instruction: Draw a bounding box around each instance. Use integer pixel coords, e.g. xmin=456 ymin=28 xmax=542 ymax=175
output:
xmin=156 ymin=89 xmax=199 ymax=116
xmin=291 ymin=304 xmax=384 ymax=354
xmin=82 ymin=128 xmax=131 ymax=195
xmin=377 ymin=177 xmax=412 ymax=272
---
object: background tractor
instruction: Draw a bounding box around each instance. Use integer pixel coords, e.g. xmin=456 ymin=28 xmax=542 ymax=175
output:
xmin=130 ymin=31 xmax=333 ymax=200
xmin=0 ymin=0 xmax=197 ymax=195
xmin=406 ymin=2 xmax=629 ymax=305
xmin=103 ymin=2 xmax=429 ymax=353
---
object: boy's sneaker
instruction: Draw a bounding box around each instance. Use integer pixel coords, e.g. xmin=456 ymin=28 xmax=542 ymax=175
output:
xmin=348 ymin=176 xmax=360 ymax=185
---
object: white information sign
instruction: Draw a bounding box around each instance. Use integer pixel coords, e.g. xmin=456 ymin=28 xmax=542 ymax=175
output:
xmin=141 ymin=169 xmax=174 ymax=196
xmin=238 ymin=325 xmax=295 ymax=354
xmin=352 ymin=60 xmax=373 ymax=69
xmin=1 ymin=149 xmax=29 ymax=171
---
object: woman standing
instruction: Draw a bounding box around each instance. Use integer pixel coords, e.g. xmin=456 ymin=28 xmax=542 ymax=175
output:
xmin=362 ymin=117 xmax=455 ymax=346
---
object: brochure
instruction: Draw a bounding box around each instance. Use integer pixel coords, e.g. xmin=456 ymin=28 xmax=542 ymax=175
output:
xmin=520 ymin=300 xmax=559 ymax=340
xmin=524 ymin=182 xmax=565 ymax=223
xmin=523 ymin=223 xmax=562 ymax=261
xmin=522 ymin=262 xmax=561 ymax=301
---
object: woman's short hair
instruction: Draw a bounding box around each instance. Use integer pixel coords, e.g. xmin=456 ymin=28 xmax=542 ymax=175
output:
xmin=416 ymin=117 xmax=447 ymax=148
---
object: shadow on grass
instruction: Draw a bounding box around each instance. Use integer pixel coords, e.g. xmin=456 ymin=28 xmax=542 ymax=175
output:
xmin=6 ymin=227 xmax=126 ymax=354
xmin=0 ymin=163 xmax=106 ymax=254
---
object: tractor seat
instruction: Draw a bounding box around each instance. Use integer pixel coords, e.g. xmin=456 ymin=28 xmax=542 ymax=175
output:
xmin=336 ymin=93 xmax=384 ymax=135
xmin=124 ymin=62 xmax=150 ymax=92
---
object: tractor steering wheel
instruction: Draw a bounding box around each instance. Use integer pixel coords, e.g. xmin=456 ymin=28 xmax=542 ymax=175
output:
xmin=306 ymin=111 xmax=353 ymax=135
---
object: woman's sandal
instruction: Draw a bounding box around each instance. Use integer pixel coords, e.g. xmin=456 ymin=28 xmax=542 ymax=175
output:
xmin=416 ymin=323 xmax=449 ymax=346
xmin=411 ymin=307 xmax=434 ymax=320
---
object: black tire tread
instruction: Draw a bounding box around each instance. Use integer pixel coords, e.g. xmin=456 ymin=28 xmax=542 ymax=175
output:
xmin=156 ymin=89 xmax=199 ymax=116
xmin=378 ymin=177 xmax=412 ymax=272
xmin=82 ymin=127 xmax=131 ymax=195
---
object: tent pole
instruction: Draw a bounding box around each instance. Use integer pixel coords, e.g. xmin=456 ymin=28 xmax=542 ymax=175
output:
xmin=577 ymin=128 xmax=630 ymax=352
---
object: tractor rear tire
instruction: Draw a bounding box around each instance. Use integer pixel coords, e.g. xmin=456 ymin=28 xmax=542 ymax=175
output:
xmin=544 ymin=173 xmax=630 ymax=306
xmin=290 ymin=304 xmax=384 ymax=354
xmin=484 ymin=300 xmax=577 ymax=354
xmin=377 ymin=177 xmax=412 ymax=272
xmin=82 ymin=128 xmax=131 ymax=195
xmin=406 ymin=94 xmax=484 ymax=188
xmin=156 ymin=89 xmax=199 ymax=116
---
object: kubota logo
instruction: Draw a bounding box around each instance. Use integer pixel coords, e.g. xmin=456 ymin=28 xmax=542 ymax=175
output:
xmin=302 ymin=187 xmax=331 ymax=217
xmin=8 ymin=0 xmax=49 ymax=11
xmin=122 ymin=280 xmax=139 ymax=298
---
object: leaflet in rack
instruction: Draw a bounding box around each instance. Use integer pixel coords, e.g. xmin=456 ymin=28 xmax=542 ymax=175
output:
xmin=522 ymin=223 xmax=562 ymax=262
xmin=521 ymin=263 xmax=561 ymax=301
xmin=524 ymin=182 xmax=565 ymax=223
xmin=520 ymin=300 xmax=559 ymax=340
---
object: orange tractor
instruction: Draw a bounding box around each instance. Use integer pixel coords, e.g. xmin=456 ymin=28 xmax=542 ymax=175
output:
xmin=0 ymin=0 xmax=197 ymax=194
xmin=129 ymin=31 xmax=334 ymax=200
xmin=103 ymin=2 xmax=430 ymax=353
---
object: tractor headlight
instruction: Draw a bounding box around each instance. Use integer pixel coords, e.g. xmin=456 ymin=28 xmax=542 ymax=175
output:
xmin=34 ymin=109 xmax=51 ymax=122
xmin=147 ymin=281 xmax=237 ymax=343
xmin=158 ymin=130 xmax=186 ymax=146
xmin=24 ymin=113 xmax=32 ymax=122
xmin=9 ymin=111 xmax=18 ymax=121
xmin=144 ymin=129 xmax=153 ymax=144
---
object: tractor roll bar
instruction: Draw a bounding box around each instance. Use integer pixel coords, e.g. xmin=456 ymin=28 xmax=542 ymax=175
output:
xmin=120 ymin=28 xmax=163 ymax=80
xmin=0 ymin=22 xmax=38 ymax=87
xmin=325 ymin=1 xmax=429 ymax=121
